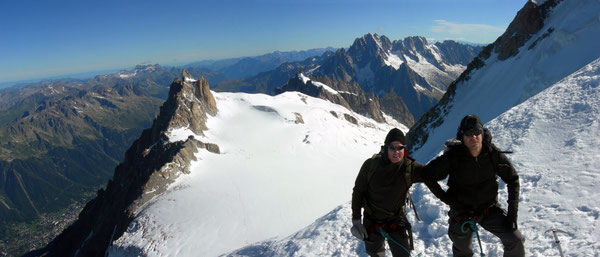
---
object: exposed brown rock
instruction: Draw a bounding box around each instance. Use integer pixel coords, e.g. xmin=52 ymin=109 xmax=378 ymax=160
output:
xmin=496 ymin=1 xmax=545 ymax=60
xmin=330 ymin=111 xmax=339 ymax=118
xmin=379 ymin=89 xmax=415 ymax=127
xmin=293 ymin=112 xmax=304 ymax=124
xmin=344 ymin=113 xmax=358 ymax=125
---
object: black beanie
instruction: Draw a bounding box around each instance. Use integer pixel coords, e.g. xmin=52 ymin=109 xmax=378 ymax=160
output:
xmin=456 ymin=114 xmax=484 ymax=140
xmin=384 ymin=128 xmax=406 ymax=145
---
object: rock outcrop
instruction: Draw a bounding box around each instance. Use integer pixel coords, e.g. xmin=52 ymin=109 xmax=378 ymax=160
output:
xmin=274 ymin=73 xmax=352 ymax=110
xmin=274 ymin=73 xmax=389 ymax=124
xmin=27 ymin=70 xmax=219 ymax=257
xmin=274 ymin=73 xmax=417 ymax=126
xmin=379 ymin=89 xmax=415 ymax=126
xmin=495 ymin=0 xmax=559 ymax=60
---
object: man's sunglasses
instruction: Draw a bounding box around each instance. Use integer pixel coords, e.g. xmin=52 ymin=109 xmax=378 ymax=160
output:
xmin=463 ymin=128 xmax=483 ymax=137
xmin=387 ymin=145 xmax=406 ymax=151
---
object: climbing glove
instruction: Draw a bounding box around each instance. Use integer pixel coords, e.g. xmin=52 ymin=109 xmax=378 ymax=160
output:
xmin=351 ymin=219 xmax=368 ymax=241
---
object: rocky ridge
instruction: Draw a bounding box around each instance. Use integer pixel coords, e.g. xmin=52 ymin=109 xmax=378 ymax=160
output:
xmin=27 ymin=70 xmax=220 ymax=257
xmin=274 ymin=73 xmax=415 ymax=126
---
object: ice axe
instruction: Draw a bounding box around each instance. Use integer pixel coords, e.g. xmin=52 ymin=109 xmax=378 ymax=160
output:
xmin=545 ymin=228 xmax=569 ymax=257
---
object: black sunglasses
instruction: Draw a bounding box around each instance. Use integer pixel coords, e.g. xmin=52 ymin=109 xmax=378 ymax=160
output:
xmin=387 ymin=145 xmax=406 ymax=151
xmin=463 ymin=128 xmax=483 ymax=137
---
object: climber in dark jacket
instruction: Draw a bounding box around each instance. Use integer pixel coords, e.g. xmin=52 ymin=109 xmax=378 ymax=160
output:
xmin=423 ymin=114 xmax=525 ymax=257
xmin=351 ymin=128 xmax=429 ymax=257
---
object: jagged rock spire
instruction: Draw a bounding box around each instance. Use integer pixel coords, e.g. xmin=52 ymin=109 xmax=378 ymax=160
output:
xmin=182 ymin=69 xmax=193 ymax=81
xmin=151 ymin=69 xmax=218 ymax=141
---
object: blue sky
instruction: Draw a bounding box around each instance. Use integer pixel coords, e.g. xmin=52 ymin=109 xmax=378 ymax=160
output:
xmin=0 ymin=0 xmax=527 ymax=83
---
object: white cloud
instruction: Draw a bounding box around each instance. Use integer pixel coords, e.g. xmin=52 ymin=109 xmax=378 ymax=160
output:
xmin=430 ymin=19 xmax=505 ymax=43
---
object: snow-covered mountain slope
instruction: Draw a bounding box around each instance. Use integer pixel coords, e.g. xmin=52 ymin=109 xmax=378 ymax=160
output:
xmin=484 ymin=57 xmax=600 ymax=256
xmin=224 ymin=57 xmax=600 ymax=257
xmin=107 ymin=92 xmax=407 ymax=256
xmin=409 ymin=0 xmax=600 ymax=162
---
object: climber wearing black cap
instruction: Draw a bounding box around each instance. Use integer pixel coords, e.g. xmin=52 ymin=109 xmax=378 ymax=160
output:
xmin=423 ymin=114 xmax=525 ymax=256
xmin=350 ymin=128 xmax=431 ymax=257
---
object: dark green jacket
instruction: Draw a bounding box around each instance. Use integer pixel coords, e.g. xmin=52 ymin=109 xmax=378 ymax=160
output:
xmin=351 ymin=155 xmax=424 ymax=222
xmin=423 ymin=142 xmax=520 ymax=217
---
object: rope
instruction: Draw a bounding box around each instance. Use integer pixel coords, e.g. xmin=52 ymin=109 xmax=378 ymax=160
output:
xmin=461 ymin=220 xmax=486 ymax=257
xmin=377 ymin=227 xmax=423 ymax=257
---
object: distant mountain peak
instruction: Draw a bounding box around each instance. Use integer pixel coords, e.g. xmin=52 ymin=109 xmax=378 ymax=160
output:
xmin=394 ymin=36 xmax=428 ymax=53
xmin=316 ymin=33 xmax=481 ymax=118
xmin=348 ymin=33 xmax=393 ymax=64
xmin=115 ymin=64 xmax=163 ymax=79
xmin=134 ymin=63 xmax=161 ymax=71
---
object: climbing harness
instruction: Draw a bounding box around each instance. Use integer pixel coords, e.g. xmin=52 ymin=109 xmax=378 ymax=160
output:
xmin=370 ymin=222 xmax=413 ymax=248
xmin=461 ymin=219 xmax=486 ymax=257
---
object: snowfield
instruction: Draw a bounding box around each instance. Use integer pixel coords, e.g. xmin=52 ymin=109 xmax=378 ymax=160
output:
xmin=486 ymin=58 xmax=600 ymax=256
xmin=108 ymin=91 xmax=406 ymax=257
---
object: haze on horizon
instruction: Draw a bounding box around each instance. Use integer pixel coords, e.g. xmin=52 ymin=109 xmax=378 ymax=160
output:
xmin=0 ymin=0 xmax=526 ymax=84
